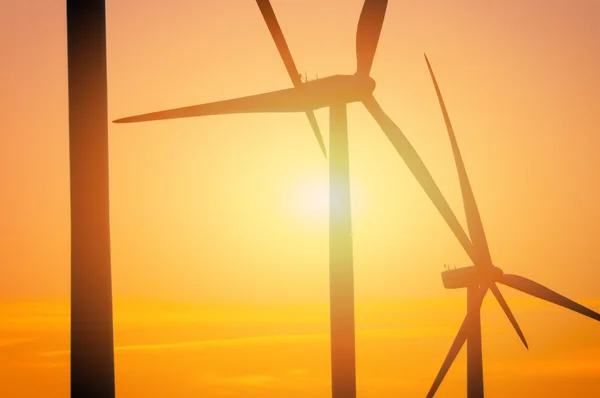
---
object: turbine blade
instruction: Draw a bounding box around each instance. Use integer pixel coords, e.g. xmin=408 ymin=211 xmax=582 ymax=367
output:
xmin=424 ymin=54 xmax=492 ymax=266
xmin=362 ymin=94 xmax=476 ymax=263
xmin=355 ymin=0 xmax=388 ymax=76
xmin=426 ymin=315 xmax=469 ymax=398
xmin=306 ymin=111 xmax=327 ymax=158
xmin=498 ymin=274 xmax=600 ymax=322
xmin=113 ymin=88 xmax=311 ymax=124
xmin=255 ymin=0 xmax=327 ymax=157
xmin=489 ymin=283 xmax=528 ymax=349
xmin=426 ymin=285 xmax=489 ymax=398
xmin=255 ymin=0 xmax=301 ymax=86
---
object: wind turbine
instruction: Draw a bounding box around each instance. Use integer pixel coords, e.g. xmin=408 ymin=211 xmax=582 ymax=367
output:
xmin=113 ymin=1 xmax=491 ymax=396
xmin=423 ymin=54 xmax=600 ymax=398
xmin=67 ymin=0 xmax=115 ymax=397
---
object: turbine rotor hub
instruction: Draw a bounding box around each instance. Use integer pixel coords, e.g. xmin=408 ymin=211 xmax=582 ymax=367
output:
xmin=354 ymin=74 xmax=376 ymax=94
xmin=364 ymin=76 xmax=376 ymax=92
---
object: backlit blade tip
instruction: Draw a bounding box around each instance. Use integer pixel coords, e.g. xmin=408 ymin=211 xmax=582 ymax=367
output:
xmin=315 ymin=129 xmax=327 ymax=158
xmin=113 ymin=114 xmax=156 ymax=124
xmin=319 ymin=142 xmax=328 ymax=159
xmin=424 ymin=53 xmax=434 ymax=71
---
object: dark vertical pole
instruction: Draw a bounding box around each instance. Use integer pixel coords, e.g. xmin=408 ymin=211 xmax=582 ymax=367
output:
xmin=467 ymin=286 xmax=484 ymax=398
xmin=66 ymin=1 xmax=115 ymax=397
xmin=329 ymin=103 xmax=357 ymax=398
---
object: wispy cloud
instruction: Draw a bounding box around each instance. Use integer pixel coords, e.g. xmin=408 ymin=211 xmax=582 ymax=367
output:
xmin=490 ymin=357 xmax=600 ymax=379
xmin=196 ymin=368 xmax=313 ymax=391
xmin=30 ymin=361 xmax=67 ymax=368
xmin=42 ymin=332 xmax=330 ymax=357
xmin=208 ymin=375 xmax=280 ymax=387
xmin=41 ymin=326 xmax=456 ymax=357
xmin=288 ymin=368 xmax=309 ymax=376
xmin=0 ymin=337 xmax=35 ymax=348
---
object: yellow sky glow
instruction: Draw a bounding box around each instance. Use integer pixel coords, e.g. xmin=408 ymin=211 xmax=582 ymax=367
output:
xmin=1 ymin=0 xmax=600 ymax=397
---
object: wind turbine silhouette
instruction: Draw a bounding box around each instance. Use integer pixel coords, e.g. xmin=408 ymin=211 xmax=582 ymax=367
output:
xmin=66 ymin=1 xmax=115 ymax=397
xmin=423 ymin=54 xmax=600 ymax=398
xmin=113 ymin=1 xmax=491 ymax=396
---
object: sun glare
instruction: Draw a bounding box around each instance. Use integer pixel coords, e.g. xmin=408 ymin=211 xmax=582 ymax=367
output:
xmin=291 ymin=176 xmax=330 ymax=223
xmin=284 ymin=172 xmax=367 ymax=228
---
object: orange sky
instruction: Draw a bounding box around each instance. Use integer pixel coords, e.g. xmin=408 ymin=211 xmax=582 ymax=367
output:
xmin=1 ymin=0 xmax=600 ymax=397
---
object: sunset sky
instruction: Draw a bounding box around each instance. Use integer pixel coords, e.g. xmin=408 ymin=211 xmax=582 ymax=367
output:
xmin=1 ymin=0 xmax=600 ymax=397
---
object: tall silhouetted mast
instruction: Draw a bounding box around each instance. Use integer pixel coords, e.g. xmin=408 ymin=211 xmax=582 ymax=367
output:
xmin=66 ymin=1 xmax=116 ymax=397
xmin=114 ymin=2 xmax=394 ymax=398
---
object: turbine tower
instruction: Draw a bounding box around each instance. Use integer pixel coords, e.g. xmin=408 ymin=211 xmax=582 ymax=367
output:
xmin=66 ymin=0 xmax=115 ymax=397
xmin=114 ymin=1 xmax=491 ymax=396
xmin=423 ymin=54 xmax=600 ymax=398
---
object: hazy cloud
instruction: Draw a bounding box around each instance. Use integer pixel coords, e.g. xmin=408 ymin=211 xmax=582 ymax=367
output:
xmin=0 ymin=337 xmax=34 ymax=348
xmin=41 ymin=325 xmax=457 ymax=357
xmin=288 ymin=368 xmax=309 ymax=376
xmin=490 ymin=357 xmax=600 ymax=379
xmin=208 ymin=375 xmax=280 ymax=387
xmin=42 ymin=332 xmax=330 ymax=357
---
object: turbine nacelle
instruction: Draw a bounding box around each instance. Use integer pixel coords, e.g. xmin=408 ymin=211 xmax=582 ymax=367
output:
xmin=441 ymin=264 xmax=504 ymax=289
xmin=354 ymin=73 xmax=377 ymax=93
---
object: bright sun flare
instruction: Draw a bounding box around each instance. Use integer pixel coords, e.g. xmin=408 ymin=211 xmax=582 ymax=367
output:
xmin=285 ymin=173 xmax=366 ymax=227
xmin=293 ymin=177 xmax=330 ymax=221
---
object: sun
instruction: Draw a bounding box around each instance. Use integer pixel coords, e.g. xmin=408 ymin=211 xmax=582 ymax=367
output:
xmin=282 ymin=171 xmax=367 ymax=229
xmin=290 ymin=175 xmax=330 ymax=223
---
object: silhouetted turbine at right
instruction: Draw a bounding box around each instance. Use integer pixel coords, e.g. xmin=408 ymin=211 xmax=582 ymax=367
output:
xmin=422 ymin=54 xmax=600 ymax=398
